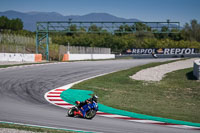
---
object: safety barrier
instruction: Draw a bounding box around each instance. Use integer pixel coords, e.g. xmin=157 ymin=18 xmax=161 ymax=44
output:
xmin=0 ymin=53 xmax=42 ymax=62
xmin=62 ymin=54 xmax=115 ymax=61
xmin=193 ymin=59 xmax=200 ymax=80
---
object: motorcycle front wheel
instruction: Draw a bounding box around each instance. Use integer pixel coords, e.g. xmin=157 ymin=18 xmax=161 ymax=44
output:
xmin=85 ymin=110 xmax=96 ymax=119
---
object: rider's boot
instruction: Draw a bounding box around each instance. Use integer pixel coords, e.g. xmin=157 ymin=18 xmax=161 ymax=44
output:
xmin=74 ymin=111 xmax=78 ymax=116
xmin=74 ymin=110 xmax=83 ymax=117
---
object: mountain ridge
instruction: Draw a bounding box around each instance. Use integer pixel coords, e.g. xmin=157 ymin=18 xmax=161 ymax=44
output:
xmin=0 ymin=10 xmax=140 ymax=31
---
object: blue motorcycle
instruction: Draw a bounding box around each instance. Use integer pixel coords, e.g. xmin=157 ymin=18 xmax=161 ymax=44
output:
xmin=67 ymin=101 xmax=98 ymax=119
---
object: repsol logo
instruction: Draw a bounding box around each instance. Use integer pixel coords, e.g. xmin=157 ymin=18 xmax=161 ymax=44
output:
xmin=163 ymin=48 xmax=195 ymax=55
xmin=127 ymin=48 xmax=197 ymax=55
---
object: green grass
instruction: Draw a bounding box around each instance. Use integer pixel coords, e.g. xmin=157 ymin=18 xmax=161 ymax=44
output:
xmin=0 ymin=64 xmax=34 ymax=68
xmin=0 ymin=62 xmax=53 ymax=68
xmin=0 ymin=123 xmax=76 ymax=133
xmin=73 ymin=60 xmax=200 ymax=123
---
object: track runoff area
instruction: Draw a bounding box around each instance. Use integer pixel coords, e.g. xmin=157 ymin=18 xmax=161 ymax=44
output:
xmin=45 ymin=72 xmax=200 ymax=130
xmin=1 ymin=58 xmax=200 ymax=132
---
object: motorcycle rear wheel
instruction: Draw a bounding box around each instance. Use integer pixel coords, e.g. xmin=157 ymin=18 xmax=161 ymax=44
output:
xmin=67 ymin=108 xmax=75 ymax=117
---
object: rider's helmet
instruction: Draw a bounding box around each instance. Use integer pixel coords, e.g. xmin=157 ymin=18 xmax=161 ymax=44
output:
xmin=92 ymin=95 xmax=98 ymax=102
xmin=75 ymin=101 xmax=80 ymax=105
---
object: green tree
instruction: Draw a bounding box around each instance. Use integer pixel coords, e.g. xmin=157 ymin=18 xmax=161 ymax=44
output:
xmin=169 ymin=29 xmax=182 ymax=41
xmin=0 ymin=16 xmax=23 ymax=30
xmin=78 ymin=27 xmax=86 ymax=33
xmin=157 ymin=26 xmax=169 ymax=39
xmin=69 ymin=24 xmax=77 ymax=32
xmin=66 ymin=24 xmax=77 ymax=36
xmin=88 ymin=24 xmax=101 ymax=33
xmin=181 ymin=19 xmax=200 ymax=42
xmin=10 ymin=18 xmax=23 ymax=30
xmin=132 ymin=22 xmax=151 ymax=32
xmin=119 ymin=24 xmax=132 ymax=32
xmin=0 ymin=16 xmax=9 ymax=29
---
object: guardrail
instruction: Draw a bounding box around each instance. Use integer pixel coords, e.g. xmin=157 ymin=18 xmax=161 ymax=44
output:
xmin=193 ymin=59 xmax=200 ymax=80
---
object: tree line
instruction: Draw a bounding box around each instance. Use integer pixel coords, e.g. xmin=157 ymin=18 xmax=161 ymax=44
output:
xmin=0 ymin=16 xmax=23 ymax=31
xmin=52 ymin=19 xmax=200 ymax=53
xmin=1 ymin=16 xmax=200 ymax=53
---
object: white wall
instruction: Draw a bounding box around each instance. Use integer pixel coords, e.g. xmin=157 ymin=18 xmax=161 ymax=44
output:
xmin=65 ymin=54 xmax=115 ymax=61
xmin=69 ymin=54 xmax=92 ymax=60
xmin=0 ymin=53 xmax=35 ymax=62
xmin=92 ymin=54 xmax=115 ymax=59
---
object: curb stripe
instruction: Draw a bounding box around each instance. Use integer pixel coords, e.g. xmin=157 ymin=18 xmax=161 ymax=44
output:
xmin=49 ymin=99 xmax=64 ymax=101
xmin=153 ymin=123 xmax=178 ymax=125
xmin=55 ymin=89 xmax=67 ymax=91
xmin=96 ymin=112 xmax=112 ymax=115
xmin=47 ymin=95 xmax=60 ymax=97
xmin=55 ymin=103 xmax=72 ymax=106
xmin=129 ymin=120 xmax=163 ymax=123
xmin=115 ymin=117 xmax=142 ymax=120
xmin=100 ymin=115 xmax=127 ymax=118
xmin=49 ymin=92 xmax=62 ymax=94
xmin=48 ymin=97 xmax=64 ymax=99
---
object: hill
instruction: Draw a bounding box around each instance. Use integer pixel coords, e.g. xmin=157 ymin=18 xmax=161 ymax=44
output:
xmin=0 ymin=10 xmax=140 ymax=31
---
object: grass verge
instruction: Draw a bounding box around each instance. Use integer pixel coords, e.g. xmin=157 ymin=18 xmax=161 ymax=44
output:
xmin=0 ymin=62 xmax=53 ymax=68
xmin=72 ymin=60 xmax=200 ymax=123
xmin=0 ymin=122 xmax=83 ymax=133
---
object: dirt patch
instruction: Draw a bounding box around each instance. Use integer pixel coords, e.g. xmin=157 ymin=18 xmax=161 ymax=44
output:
xmin=130 ymin=58 xmax=199 ymax=81
xmin=0 ymin=128 xmax=41 ymax=133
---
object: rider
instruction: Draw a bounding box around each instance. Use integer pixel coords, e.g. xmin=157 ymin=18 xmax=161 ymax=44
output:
xmin=74 ymin=95 xmax=98 ymax=117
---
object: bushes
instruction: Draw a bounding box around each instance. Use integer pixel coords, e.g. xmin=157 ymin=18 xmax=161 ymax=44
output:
xmin=51 ymin=33 xmax=200 ymax=54
xmin=1 ymin=17 xmax=200 ymax=56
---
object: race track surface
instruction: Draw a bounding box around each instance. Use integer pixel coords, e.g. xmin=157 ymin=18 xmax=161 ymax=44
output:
xmin=0 ymin=59 xmax=198 ymax=133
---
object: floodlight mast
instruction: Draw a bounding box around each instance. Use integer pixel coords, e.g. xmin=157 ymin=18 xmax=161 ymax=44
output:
xmin=36 ymin=21 xmax=180 ymax=60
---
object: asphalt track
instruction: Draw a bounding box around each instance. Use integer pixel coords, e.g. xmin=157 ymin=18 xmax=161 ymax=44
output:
xmin=0 ymin=59 xmax=198 ymax=133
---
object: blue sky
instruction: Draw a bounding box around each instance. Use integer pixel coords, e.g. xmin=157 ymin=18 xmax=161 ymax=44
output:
xmin=0 ymin=0 xmax=200 ymax=25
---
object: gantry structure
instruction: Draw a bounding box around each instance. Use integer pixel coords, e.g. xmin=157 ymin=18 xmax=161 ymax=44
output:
xmin=36 ymin=21 xmax=180 ymax=60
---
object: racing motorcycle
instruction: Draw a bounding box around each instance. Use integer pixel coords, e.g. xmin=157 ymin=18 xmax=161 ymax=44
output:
xmin=67 ymin=101 xmax=98 ymax=119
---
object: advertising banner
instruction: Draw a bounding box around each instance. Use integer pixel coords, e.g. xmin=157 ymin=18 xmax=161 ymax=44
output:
xmin=126 ymin=48 xmax=198 ymax=55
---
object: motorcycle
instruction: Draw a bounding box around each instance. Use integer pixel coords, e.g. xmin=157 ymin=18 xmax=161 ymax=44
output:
xmin=67 ymin=101 xmax=98 ymax=119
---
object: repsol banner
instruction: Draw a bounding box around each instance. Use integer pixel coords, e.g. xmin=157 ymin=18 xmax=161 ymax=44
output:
xmin=126 ymin=48 xmax=198 ymax=55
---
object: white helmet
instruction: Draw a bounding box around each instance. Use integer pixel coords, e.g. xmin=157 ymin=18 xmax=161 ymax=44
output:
xmin=93 ymin=95 xmax=98 ymax=102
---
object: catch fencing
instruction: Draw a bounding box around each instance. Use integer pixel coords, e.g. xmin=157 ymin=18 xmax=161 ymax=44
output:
xmin=0 ymin=34 xmax=112 ymax=60
xmin=58 ymin=45 xmax=111 ymax=60
xmin=0 ymin=34 xmax=35 ymax=45
xmin=59 ymin=45 xmax=111 ymax=54
xmin=0 ymin=34 xmax=35 ymax=53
